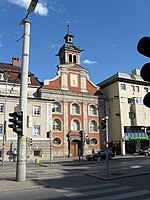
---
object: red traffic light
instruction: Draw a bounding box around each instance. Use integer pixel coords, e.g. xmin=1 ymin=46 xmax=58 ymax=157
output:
xmin=101 ymin=119 xmax=106 ymax=130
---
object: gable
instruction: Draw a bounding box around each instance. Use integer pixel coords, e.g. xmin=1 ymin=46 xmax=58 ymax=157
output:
xmin=43 ymin=75 xmax=61 ymax=89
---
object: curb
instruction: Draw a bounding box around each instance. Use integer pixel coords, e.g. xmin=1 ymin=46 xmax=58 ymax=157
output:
xmin=85 ymin=171 xmax=150 ymax=181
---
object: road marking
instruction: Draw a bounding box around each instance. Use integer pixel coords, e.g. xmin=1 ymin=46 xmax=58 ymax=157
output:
xmin=55 ymin=182 xmax=118 ymax=193
xmin=130 ymin=165 xmax=141 ymax=168
xmin=29 ymin=173 xmax=85 ymax=181
xmin=66 ymin=186 xmax=132 ymax=197
xmin=91 ymin=190 xmax=150 ymax=200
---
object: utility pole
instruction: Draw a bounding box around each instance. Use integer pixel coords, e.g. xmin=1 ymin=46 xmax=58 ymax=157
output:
xmin=16 ymin=0 xmax=38 ymax=182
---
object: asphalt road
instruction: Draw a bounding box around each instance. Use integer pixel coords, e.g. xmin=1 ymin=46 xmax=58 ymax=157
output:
xmin=0 ymin=157 xmax=150 ymax=200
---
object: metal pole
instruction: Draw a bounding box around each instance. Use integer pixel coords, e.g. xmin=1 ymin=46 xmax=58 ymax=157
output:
xmin=16 ymin=19 xmax=31 ymax=182
xmin=105 ymin=116 xmax=109 ymax=176
xmin=2 ymin=72 xmax=8 ymax=167
xmin=49 ymin=130 xmax=52 ymax=166
xmin=82 ymin=134 xmax=85 ymax=160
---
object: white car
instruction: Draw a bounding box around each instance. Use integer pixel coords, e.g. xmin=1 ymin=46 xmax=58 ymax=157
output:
xmin=139 ymin=148 xmax=150 ymax=156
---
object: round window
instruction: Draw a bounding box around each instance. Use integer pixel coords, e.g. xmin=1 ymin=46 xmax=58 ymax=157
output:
xmin=91 ymin=138 xmax=98 ymax=145
xmin=53 ymin=138 xmax=61 ymax=146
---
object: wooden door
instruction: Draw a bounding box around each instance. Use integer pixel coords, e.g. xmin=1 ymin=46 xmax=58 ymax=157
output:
xmin=71 ymin=142 xmax=78 ymax=157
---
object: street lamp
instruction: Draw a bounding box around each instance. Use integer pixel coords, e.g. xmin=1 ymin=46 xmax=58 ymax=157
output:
xmin=16 ymin=0 xmax=38 ymax=182
xmin=27 ymin=0 xmax=38 ymax=13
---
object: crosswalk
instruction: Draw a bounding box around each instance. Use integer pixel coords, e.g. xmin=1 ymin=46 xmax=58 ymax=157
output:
xmin=54 ymin=181 xmax=150 ymax=200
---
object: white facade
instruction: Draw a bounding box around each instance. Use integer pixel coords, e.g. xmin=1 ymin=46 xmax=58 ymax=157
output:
xmin=0 ymin=60 xmax=53 ymax=161
xmin=98 ymin=69 xmax=150 ymax=155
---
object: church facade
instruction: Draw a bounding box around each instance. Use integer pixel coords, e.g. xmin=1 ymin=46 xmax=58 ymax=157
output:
xmin=39 ymin=26 xmax=101 ymax=157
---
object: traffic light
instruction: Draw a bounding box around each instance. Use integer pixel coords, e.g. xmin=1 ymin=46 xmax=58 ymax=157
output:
xmin=27 ymin=138 xmax=33 ymax=147
xmin=47 ymin=132 xmax=50 ymax=138
xmin=137 ymin=37 xmax=150 ymax=58
xmin=101 ymin=119 xmax=106 ymax=130
xmin=29 ymin=138 xmax=33 ymax=146
xmin=8 ymin=112 xmax=15 ymax=129
xmin=137 ymin=36 xmax=150 ymax=108
xmin=8 ymin=111 xmax=23 ymax=135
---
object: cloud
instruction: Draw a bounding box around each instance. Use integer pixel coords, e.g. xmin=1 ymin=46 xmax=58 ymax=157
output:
xmin=35 ymin=1 xmax=48 ymax=16
xmin=7 ymin=0 xmax=48 ymax=16
xmin=83 ymin=59 xmax=98 ymax=64
xmin=50 ymin=44 xmax=61 ymax=48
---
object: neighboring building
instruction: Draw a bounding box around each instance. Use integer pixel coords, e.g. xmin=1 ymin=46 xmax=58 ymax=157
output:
xmin=39 ymin=26 xmax=100 ymax=157
xmin=98 ymin=68 xmax=150 ymax=155
xmin=0 ymin=57 xmax=53 ymax=161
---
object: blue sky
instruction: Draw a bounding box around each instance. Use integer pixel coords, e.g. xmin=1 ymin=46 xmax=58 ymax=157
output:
xmin=0 ymin=0 xmax=150 ymax=84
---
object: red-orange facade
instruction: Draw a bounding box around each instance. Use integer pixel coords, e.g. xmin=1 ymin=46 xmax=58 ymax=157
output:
xmin=40 ymin=28 xmax=101 ymax=157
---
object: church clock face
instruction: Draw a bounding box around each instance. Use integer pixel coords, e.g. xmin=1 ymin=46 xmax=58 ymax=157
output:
xmin=70 ymin=74 xmax=78 ymax=87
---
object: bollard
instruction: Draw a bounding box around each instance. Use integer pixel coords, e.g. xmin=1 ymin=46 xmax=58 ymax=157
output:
xmin=98 ymin=157 xmax=101 ymax=161
xmin=35 ymin=159 xmax=40 ymax=165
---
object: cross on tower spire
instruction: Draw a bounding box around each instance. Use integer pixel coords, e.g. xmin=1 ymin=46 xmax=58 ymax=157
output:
xmin=67 ymin=21 xmax=70 ymax=34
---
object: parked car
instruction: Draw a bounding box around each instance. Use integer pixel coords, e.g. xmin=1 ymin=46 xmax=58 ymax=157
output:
xmin=139 ymin=148 xmax=150 ymax=156
xmin=86 ymin=150 xmax=115 ymax=161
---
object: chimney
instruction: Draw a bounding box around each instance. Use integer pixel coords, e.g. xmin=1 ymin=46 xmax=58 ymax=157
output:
xmin=12 ymin=57 xmax=20 ymax=66
xmin=132 ymin=68 xmax=140 ymax=76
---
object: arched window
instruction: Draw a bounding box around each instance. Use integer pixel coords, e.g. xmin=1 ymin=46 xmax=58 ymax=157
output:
xmin=89 ymin=105 xmax=97 ymax=115
xmin=71 ymin=103 xmax=80 ymax=115
xmin=73 ymin=55 xmax=77 ymax=63
xmin=89 ymin=120 xmax=98 ymax=132
xmin=71 ymin=119 xmax=80 ymax=131
xmin=53 ymin=119 xmax=61 ymax=131
xmin=69 ymin=54 xmax=72 ymax=62
xmin=52 ymin=102 xmax=61 ymax=113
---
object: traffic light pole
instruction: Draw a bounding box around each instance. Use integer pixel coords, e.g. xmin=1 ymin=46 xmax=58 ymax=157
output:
xmin=49 ymin=131 xmax=52 ymax=166
xmin=105 ymin=116 xmax=109 ymax=176
xmin=16 ymin=19 xmax=31 ymax=182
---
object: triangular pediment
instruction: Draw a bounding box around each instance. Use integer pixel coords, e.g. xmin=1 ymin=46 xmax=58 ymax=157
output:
xmin=59 ymin=64 xmax=88 ymax=73
xmin=69 ymin=64 xmax=88 ymax=72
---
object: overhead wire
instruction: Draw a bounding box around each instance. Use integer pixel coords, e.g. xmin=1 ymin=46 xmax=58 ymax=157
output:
xmin=0 ymin=35 xmax=24 ymax=54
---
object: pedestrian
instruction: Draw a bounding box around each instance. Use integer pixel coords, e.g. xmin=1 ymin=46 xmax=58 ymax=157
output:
xmin=9 ymin=150 xmax=13 ymax=161
xmin=12 ymin=148 xmax=17 ymax=162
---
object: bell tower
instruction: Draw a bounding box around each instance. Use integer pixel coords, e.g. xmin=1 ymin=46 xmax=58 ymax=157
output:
xmin=56 ymin=22 xmax=83 ymax=65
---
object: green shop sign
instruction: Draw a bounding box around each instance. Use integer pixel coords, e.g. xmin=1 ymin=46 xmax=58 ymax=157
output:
xmin=129 ymin=137 xmax=148 ymax=140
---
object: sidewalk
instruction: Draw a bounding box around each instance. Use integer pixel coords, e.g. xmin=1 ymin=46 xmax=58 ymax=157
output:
xmin=0 ymin=179 xmax=45 ymax=192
